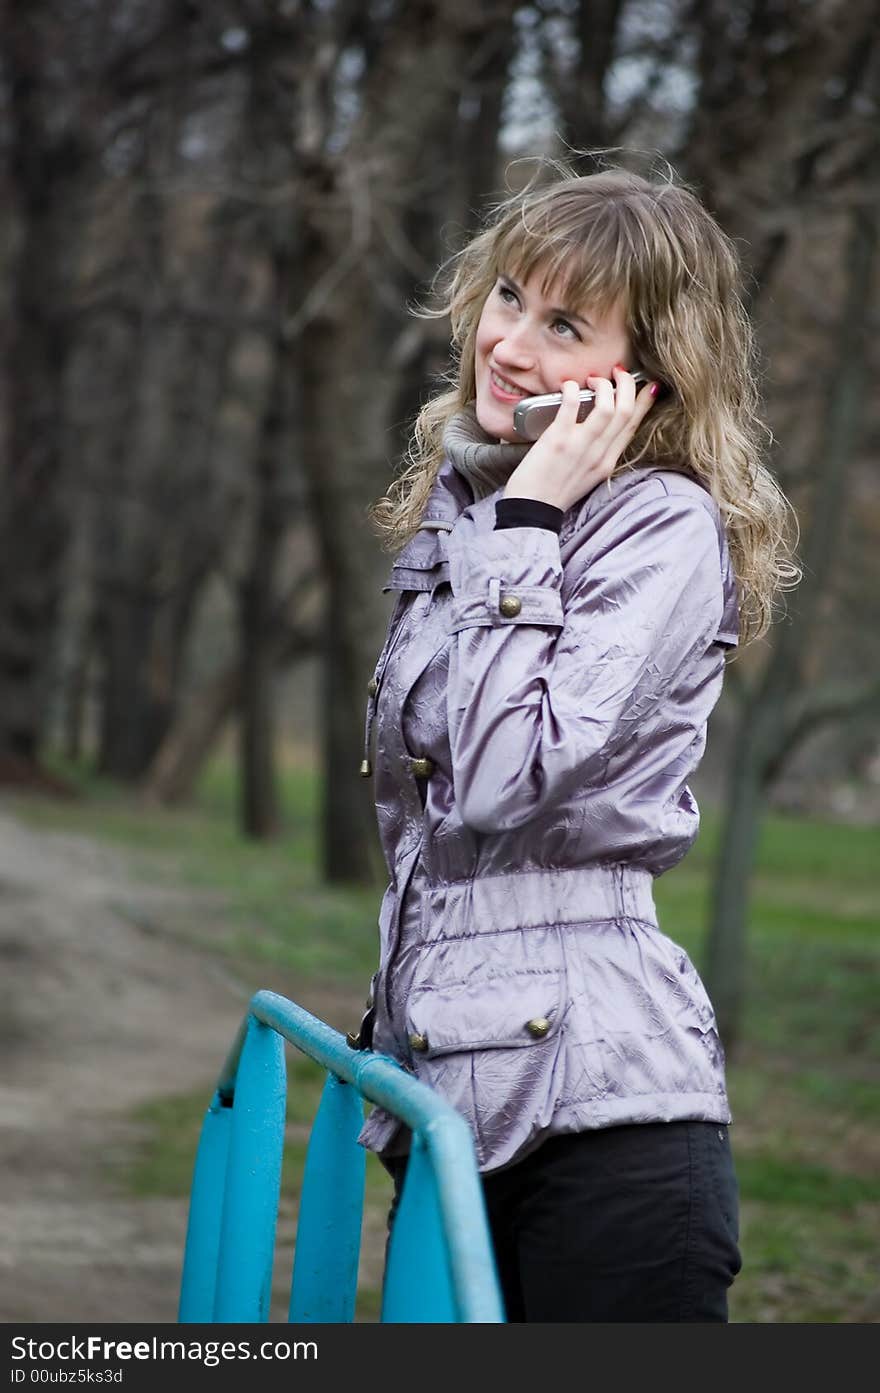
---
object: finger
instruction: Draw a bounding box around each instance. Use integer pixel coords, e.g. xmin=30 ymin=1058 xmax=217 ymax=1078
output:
xmin=611 ymin=363 xmax=637 ymax=410
xmin=588 ymin=364 xmax=637 ymax=450
xmin=632 ymin=378 xmax=660 ymax=420
xmin=555 ymin=378 xmax=582 ymax=427
xmin=584 ymin=374 xmax=615 ymax=427
xmin=605 ymin=370 xmax=656 ymax=437
xmin=593 ymin=374 xmax=658 ymax=465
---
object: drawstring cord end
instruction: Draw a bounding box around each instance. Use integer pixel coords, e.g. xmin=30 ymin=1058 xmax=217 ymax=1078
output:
xmin=360 ymin=684 xmax=378 ymax=777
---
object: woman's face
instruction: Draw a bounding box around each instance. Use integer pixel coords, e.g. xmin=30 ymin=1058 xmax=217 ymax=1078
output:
xmin=474 ymin=269 xmax=631 ymax=442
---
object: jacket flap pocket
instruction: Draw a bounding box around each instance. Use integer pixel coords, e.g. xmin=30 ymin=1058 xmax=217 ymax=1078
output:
xmin=407 ymin=970 xmax=563 ymax=1057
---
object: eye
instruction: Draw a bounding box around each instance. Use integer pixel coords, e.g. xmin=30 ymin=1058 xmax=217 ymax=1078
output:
xmin=551 ymin=316 xmax=580 ymax=341
xmin=497 ymin=282 xmax=519 ymax=306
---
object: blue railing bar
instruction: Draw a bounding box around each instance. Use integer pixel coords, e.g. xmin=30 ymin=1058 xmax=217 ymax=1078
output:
xmin=245 ymin=991 xmax=474 ymax=1133
xmin=216 ymin=1014 xmax=249 ymax=1105
xmin=178 ymin=1094 xmax=233 ymax=1321
xmin=419 ymin=1115 xmax=506 ymax=1323
xmin=221 ymin=991 xmax=503 ymax=1324
xmin=213 ymin=1018 xmax=287 ymax=1323
xmin=288 ymin=1074 xmax=366 ymax=1322
xmin=381 ymin=1135 xmax=457 ymax=1322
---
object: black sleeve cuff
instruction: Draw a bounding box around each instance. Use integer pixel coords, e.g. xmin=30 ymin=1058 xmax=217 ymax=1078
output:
xmin=494 ymin=497 xmax=564 ymax=534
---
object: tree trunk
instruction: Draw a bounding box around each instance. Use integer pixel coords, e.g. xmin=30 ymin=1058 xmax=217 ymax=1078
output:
xmin=705 ymin=704 xmax=776 ymax=1052
xmin=142 ymin=600 xmax=321 ymax=808
xmin=295 ymin=0 xmax=521 ymax=884
xmin=319 ymin=594 xmax=381 ymax=881
xmin=97 ymin=588 xmax=162 ymax=778
xmin=296 ymin=268 xmax=386 ymax=882
xmin=141 ymin=661 xmax=242 ymax=806
xmin=0 ymin=11 xmax=78 ymax=777
xmin=91 ymin=7 xmax=246 ymax=783
xmin=558 ymin=0 xmax=624 ymax=151
xmin=239 ymin=439 xmax=285 ymax=841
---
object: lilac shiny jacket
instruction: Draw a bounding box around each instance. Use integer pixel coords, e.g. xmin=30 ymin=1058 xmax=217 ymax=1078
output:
xmin=357 ymin=454 xmax=739 ymax=1174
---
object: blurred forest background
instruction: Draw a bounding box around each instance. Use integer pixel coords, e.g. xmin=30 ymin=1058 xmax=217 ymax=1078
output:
xmin=1 ymin=0 xmax=878 ymax=1324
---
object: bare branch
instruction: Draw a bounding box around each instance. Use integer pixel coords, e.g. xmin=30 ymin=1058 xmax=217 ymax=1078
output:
xmin=765 ymin=677 xmax=880 ymax=782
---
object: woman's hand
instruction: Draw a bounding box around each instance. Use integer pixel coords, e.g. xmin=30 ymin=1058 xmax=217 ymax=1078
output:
xmin=503 ymin=367 xmax=658 ymax=512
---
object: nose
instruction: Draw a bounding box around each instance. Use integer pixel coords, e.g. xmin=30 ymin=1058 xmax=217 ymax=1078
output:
xmin=492 ymin=319 xmax=536 ymax=369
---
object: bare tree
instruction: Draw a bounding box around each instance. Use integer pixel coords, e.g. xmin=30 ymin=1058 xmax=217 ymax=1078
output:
xmin=52 ymin=3 xmax=318 ymax=836
xmin=89 ymin=4 xmax=259 ymax=780
xmin=0 ymin=4 xmax=85 ymax=785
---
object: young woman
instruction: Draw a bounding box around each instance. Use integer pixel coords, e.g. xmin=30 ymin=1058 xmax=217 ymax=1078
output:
xmin=353 ymin=161 xmax=799 ymax=1322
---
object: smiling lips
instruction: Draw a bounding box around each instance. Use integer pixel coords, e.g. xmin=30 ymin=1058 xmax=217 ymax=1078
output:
xmin=489 ymin=368 xmax=534 ymax=401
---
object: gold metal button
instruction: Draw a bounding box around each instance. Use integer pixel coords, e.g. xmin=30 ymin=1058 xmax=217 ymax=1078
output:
xmin=359 ymin=758 xmax=372 ymax=777
xmin=367 ymin=676 xmax=378 ymax=696
xmin=526 ymin=1017 xmax=550 ymax=1038
xmin=500 ymin=594 xmax=522 ymax=617
xmin=409 ymin=756 xmax=435 ymax=778
xmin=409 ymin=1032 xmax=429 ymax=1052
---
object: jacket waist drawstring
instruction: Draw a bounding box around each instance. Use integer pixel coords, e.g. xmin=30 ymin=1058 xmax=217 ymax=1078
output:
xmin=360 ymin=687 xmax=377 ymax=778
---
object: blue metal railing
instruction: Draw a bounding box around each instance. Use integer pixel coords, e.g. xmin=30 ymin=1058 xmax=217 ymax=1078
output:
xmin=178 ymin=990 xmax=505 ymax=1323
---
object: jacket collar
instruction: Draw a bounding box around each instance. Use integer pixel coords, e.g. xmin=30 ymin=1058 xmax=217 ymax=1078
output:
xmin=383 ymin=457 xmax=473 ymax=591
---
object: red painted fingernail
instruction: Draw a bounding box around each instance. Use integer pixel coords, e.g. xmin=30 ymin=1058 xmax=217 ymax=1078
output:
xmin=614 ymin=363 xmax=626 ymax=371
xmin=649 ymin=382 xmax=659 ymax=396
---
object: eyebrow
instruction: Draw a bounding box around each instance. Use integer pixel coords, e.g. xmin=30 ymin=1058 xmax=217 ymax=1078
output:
xmin=501 ymin=274 xmax=595 ymax=331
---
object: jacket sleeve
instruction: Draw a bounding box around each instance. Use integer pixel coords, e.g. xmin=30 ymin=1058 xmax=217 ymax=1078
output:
xmin=444 ymin=482 xmax=727 ymax=834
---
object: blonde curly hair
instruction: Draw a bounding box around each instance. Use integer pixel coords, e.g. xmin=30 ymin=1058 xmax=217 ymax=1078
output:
xmin=368 ymin=158 xmax=800 ymax=645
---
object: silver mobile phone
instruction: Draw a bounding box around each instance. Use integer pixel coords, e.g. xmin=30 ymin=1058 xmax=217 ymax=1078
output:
xmin=512 ymin=370 xmax=651 ymax=442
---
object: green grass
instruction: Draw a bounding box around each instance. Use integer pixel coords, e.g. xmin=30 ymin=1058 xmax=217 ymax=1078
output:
xmin=8 ymin=750 xmax=879 ymax=1322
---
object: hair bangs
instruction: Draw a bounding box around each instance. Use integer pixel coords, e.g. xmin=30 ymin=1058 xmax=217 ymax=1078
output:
xmin=492 ymin=203 xmax=631 ymax=323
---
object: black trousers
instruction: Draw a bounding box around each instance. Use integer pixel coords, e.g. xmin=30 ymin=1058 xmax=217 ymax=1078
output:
xmin=385 ymin=1121 xmax=742 ymax=1322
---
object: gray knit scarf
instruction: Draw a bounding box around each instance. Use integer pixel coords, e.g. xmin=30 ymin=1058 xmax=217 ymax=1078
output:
xmin=441 ymin=404 xmax=530 ymax=502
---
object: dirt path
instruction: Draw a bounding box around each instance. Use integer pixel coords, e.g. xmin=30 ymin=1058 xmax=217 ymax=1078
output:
xmin=0 ymin=807 xmax=364 ymax=1323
